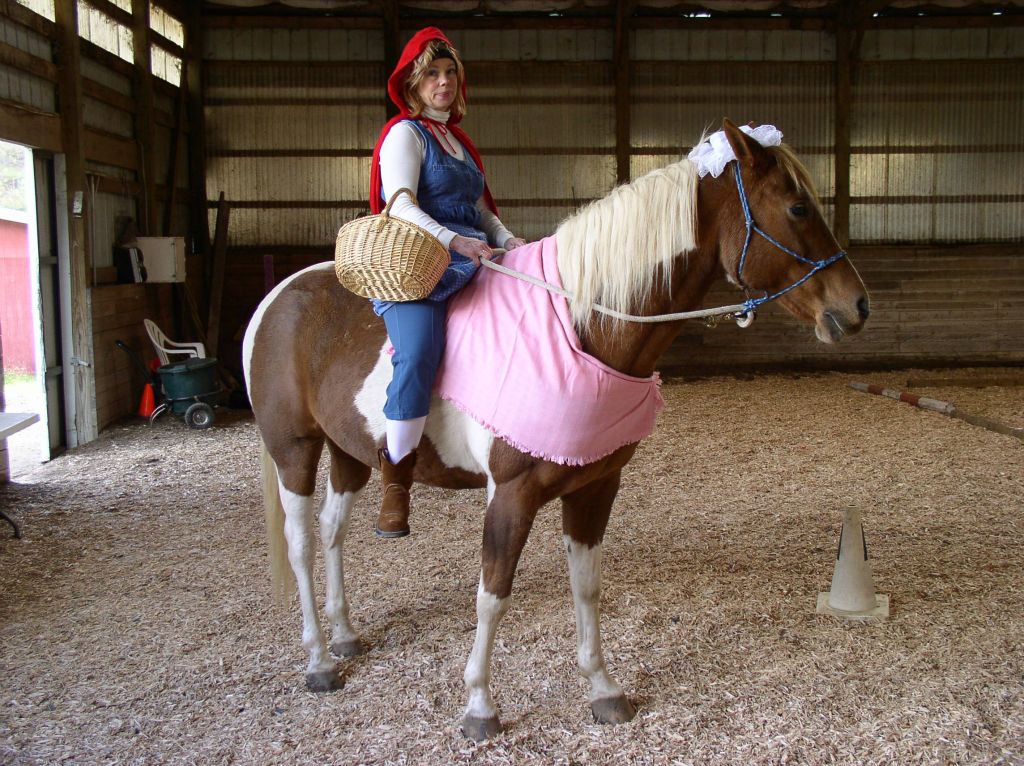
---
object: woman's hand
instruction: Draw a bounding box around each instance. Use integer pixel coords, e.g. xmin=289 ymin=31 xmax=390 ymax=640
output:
xmin=503 ymin=237 xmax=527 ymax=251
xmin=450 ymin=235 xmax=495 ymax=266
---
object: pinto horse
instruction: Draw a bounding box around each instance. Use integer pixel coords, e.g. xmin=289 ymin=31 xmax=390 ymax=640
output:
xmin=242 ymin=120 xmax=869 ymax=741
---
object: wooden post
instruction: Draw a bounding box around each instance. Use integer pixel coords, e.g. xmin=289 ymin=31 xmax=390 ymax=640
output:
xmin=132 ymin=0 xmax=159 ymax=236
xmin=205 ymin=192 xmax=230 ymax=359
xmin=613 ymin=0 xmax=633 ymax=185
xmin=162 ymin=58 xmax=187 ymax=235
xmin=54 ymin=0 xmax=97 ymax=446
xmin=382 ymin=0 xmax=400 ymax=120
xmin=185 ymin=1 xmax=210 ymax=260
xmin=833 ymin=8 xmax=853 ymax=248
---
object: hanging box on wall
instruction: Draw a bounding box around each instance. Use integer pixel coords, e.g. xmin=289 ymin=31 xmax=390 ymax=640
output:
xmin=136 ymin=237 xmax=186 ymax=283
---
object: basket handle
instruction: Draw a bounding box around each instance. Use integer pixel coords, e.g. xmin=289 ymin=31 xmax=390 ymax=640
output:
xmin=381 ymin=187 xmax=417 ymax=219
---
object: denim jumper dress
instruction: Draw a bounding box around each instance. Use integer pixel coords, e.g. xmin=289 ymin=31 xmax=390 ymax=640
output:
xmin=376 ymin=119 xmax=488 ymax=420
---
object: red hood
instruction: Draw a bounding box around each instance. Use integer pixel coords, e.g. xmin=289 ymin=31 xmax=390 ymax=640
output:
xmin=369 ymin=27 xmax=497 ymax=216
xmin=387 ymin=26 xmax=467 ymax=124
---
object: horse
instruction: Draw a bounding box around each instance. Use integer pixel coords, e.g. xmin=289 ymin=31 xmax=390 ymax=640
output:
xmin=241 ymin=120 xmax=869 ymax=741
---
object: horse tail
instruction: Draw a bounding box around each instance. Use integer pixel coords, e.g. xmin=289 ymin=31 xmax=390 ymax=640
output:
xmin=261 ymin=441 xmax=294 ymax=605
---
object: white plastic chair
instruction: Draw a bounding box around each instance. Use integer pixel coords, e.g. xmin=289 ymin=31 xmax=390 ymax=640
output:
xmin=144 ymin=318 xmax=206 ymax=367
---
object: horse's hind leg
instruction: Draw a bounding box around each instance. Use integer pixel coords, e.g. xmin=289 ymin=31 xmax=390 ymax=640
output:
xmin=274 ymin=437 xmax=343 ymax=691
xmin=561 ymin=471 xmax=636 ymax=725
xmin=320 ymin=440 xmax=372 ymax=658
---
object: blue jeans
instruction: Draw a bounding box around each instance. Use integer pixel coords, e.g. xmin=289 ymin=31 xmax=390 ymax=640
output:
xmin=381 ymin=299 xmax=447 ymax=420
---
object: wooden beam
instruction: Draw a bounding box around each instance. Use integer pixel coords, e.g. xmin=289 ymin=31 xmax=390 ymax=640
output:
xmin=0 ymin=99 xmax=61 ymax=151
xmin=206 ymin=192 xmax=230 ymax=359
xmin=83 ymin=126 xmax=139 ymax=170
xmin=200 ymin=14 xmax=380 ymax=30
xmin=55 ymin=0 xmax=98 ymax=445
xmin=833 ymin=5 xmax=854 ymax=249
xmin=162 ymin=57 xmax=186 ymax=234
xmin=0 ymin=39 xmax=57 ymax=81
xmin=150 ymin=29 xmax=185 ymax=58
xmin=185 ymin=0 xmax=210 ymax=259
xmin=88 ymin=0 xmax=133 ymax=28
xmin=0 ymin=0 xmax=56 ymax=36
xmin=132 ymin=0 xmax=159 ymax=235
xmin=614 ymin=0 xmax=632 ymax=185
xmin=871 ymin=14 xmax=1024 ymax=29
xmin=81 ymin=77 xmax=135 ymax=112
xmin=382 ymin=0 xmax=401 ymax=104
xmin=631 ymin=16 xmax=831 ymax=30
xmin=80 ymin=37 xmax=133 ymax=77
xmin=152 ymin=0 xmax=186 ymax=20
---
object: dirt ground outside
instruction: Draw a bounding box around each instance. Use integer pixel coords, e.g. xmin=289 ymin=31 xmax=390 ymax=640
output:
xmin=1 ymin=368 xmax=1022 ymax=766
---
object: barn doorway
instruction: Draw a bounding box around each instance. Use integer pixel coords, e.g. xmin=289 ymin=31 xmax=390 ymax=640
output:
xmin=0 ymin=140 xmax=66 ymax=480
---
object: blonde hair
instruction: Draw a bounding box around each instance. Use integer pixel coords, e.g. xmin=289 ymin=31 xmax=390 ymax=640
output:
xmin=404 ymin=40 xmax=467 ymax=119
xmin=555 ymin=159 xmax=699 ymax=333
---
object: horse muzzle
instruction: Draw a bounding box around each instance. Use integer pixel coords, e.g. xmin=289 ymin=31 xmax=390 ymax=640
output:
xmin=816 ymin=295 xmax=870 ymax=344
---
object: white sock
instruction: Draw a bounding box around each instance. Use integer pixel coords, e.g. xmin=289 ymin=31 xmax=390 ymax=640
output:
xmin=385 ymin=417 xmax=426 ymax=463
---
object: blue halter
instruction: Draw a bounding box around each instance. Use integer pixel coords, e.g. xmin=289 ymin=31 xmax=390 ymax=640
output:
xmin=732 ymin=161 xmax=848 ymax=320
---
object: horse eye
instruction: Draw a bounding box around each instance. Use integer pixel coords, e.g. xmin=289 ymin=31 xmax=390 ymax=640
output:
xmin=789 ymin=203 xmax=808 ymax=219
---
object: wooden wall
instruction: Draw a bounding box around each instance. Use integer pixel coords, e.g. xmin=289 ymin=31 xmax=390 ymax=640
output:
xmin=90 ymin=282 xmax=175 ymax=431
xmin=668 ymin=243 xmax=1024 ymax=373
xmin=0 ymin=0 xmax=199 ymax=433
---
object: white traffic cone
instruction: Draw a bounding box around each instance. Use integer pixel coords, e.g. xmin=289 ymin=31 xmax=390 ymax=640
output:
xmin=816 ymin=507 xmax=889 ymax=621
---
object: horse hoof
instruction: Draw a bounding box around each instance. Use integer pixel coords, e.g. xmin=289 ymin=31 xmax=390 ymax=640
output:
xmin=461 ymin=715 xmax=502 ymax=741
xmin=331 ymin=638 xmax=364 ymax=658
xmin=305 ymin=668 xmax=344 ymax=692
xmin=591 ymin=694 xmax=636 ymax=725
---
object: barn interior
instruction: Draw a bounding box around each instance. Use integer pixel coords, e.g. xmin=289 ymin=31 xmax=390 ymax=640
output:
xmin=0 ymin=2 xmax=1021 ymax=764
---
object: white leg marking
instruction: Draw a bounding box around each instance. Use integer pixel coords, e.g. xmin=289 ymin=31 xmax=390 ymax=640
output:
xmin=319 ymin=485 xmax=362 ymax=649
xmin=564 ymin=535 xmax=623 ymax=702
xmin=463 ymin=576 xmax=511 ymax=722
xmin=279 ymin=481 xmax=333 ymax=674
xmin=242 ymin=262 xmax=334 ymax=389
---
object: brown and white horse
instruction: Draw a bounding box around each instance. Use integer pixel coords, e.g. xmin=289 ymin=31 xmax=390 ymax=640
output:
xmin=242 ymin=121 xmax=868 ymax=741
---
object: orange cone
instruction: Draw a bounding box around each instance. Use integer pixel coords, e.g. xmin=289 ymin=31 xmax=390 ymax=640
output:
xmin=137 ymin=383 xmax=156 ymax=418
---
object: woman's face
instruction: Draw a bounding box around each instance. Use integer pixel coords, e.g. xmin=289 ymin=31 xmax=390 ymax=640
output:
xmin=416 ymin=57 xmax=458 ymax=111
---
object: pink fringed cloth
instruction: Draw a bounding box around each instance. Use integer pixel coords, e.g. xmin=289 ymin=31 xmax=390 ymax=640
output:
xmin=435 ymin=235 xmax=664 ymax=466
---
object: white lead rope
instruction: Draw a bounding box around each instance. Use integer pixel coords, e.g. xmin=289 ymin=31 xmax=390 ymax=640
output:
xmin=479 ymin=252 xmax=752 ymax=325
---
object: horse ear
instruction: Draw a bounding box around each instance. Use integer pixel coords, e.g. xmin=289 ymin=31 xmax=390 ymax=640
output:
xmin=722 ymin=118 xmax=768 ymax=169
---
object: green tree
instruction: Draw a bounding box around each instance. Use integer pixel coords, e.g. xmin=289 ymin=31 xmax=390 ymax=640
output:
xmin=0 ymin=141 xmax=27 ymax=211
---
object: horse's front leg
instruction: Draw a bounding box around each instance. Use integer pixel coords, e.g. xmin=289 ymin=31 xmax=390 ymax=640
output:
xmin=320 ymin=444 xmax=372 ymax=657
xmin=462 ymin=482 xmax=542 ymax=741
xmin=562 ymin=471 xmax=636 ymax=725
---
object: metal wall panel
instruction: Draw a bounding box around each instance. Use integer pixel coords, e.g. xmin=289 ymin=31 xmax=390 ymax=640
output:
xmin=850 ymin=53 xmax=1024 ymax=243
xmin=632 ymin=59 xmax=835 ymax=224
xmin=205 ymin=27 xmax=384 ymax=62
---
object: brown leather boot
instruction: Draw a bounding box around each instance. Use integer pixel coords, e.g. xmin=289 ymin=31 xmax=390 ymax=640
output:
xmin=375 ymin=448 xmax=416 ymax=538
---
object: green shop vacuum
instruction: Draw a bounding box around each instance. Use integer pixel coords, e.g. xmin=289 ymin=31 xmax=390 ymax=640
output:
xmin=117 ymin=341 xmax=225 ymax=429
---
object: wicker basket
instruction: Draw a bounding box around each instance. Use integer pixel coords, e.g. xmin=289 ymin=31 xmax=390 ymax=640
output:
xmin=334 ymin=187 xmax=450 ymax=301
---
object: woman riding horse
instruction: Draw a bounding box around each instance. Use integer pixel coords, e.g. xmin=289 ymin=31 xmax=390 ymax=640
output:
xmin=243 ymin=119 xmax=869 ymax=738
xmin=369 ymin=28 xmax=527 ymax=539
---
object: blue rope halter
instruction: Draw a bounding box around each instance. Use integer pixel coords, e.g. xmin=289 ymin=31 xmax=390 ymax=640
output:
xmin=732 ymin=161 xmax=848 ymax=321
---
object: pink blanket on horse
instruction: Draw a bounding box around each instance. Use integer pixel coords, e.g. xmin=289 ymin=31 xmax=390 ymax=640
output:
xmin=435 ymin=235 xmax=664 ymax=466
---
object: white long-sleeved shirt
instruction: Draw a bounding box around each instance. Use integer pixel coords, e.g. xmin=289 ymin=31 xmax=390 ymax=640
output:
xmin=378 ymin=107 xmax=514 ymax=249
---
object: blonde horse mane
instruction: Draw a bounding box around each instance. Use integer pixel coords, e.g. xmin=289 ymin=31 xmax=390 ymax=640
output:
xmin=555 ymin=158 xmax=699 ymax=332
